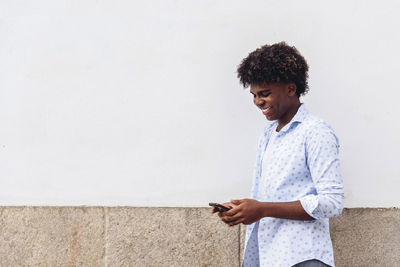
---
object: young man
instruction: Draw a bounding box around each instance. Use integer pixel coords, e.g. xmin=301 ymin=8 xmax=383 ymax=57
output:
xmin=212 ymin=42 xmax=344 ymax=267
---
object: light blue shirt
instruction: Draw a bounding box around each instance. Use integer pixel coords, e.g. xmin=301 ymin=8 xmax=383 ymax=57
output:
xmin=242 ymin=104 xmax=344 ymax=267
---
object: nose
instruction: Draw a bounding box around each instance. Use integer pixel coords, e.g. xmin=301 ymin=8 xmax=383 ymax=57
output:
xmin=254 ymin=96 xmax=264 ymax=107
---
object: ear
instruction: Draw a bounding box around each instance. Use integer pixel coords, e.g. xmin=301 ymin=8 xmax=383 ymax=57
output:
xmin=287 ymin=83 xmax=297 ymax=97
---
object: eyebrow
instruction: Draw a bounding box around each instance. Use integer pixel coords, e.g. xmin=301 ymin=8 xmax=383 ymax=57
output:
xmin=250 ymin=89 xmax=270 ymax=95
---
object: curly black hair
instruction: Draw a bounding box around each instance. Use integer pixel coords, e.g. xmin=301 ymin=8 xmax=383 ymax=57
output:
xmin=237 ymin=42 xmax=309 ymax=97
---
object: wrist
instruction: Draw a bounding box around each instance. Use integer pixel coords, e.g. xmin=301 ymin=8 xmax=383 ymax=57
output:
xmin=258 ymin=201 xmax=270 ymax=218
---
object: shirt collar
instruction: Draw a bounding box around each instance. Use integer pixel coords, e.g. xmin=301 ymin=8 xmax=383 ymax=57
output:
xmin=267 ymin=103 xmax=309 ymax=133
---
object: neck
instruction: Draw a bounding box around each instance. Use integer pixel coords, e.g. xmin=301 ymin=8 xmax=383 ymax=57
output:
xmin=276 ymin=101 xmax=301 ymax=132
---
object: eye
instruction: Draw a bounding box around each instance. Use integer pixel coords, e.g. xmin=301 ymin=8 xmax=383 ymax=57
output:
xmin=260 ymin=92 xmax=270 ymax=97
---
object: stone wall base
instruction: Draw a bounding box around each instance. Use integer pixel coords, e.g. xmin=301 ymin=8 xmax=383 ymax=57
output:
xmin=0 ymin=207 xmax=398 ymax=266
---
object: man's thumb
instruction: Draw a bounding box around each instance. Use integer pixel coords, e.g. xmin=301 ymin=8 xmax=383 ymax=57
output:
xmin=230 ymin=199 xmax=241 ymax=205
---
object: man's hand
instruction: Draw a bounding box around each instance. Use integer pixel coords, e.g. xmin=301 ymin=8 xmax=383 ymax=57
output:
xmin=219 ymin=199 xmax=263 ymax=226
xmin=213 ymin=199 xmax=315 ymax=226
xmin=210 ymin=202 xmax=235 ymax=214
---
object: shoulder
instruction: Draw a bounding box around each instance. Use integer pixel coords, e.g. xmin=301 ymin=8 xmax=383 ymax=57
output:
xmin=302 ymin=113 xmax=340 ymax=147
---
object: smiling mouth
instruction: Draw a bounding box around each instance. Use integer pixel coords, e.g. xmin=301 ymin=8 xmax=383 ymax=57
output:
xmin=261 ymin=107 xmax=271 ymax=114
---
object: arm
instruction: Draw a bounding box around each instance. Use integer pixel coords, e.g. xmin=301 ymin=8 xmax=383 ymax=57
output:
xmin=219 ymin=199 xmax=314 ymax=226
xmin=219 ymin=121 xmax=344 ymax=225
xmin=299 ymin=121 xmax=344 ymax=219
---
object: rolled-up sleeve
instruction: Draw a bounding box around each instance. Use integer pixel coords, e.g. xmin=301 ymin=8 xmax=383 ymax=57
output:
xmin=300 ymin=121 xmax=344 ymax=220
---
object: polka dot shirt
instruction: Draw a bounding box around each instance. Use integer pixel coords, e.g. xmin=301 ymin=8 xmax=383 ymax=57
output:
xmin=242 ymin=104 xmax=344 ymax=267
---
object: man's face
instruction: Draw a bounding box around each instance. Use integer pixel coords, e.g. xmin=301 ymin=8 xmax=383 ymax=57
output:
xmin=250 ymin=82 xmax=294 ymax=122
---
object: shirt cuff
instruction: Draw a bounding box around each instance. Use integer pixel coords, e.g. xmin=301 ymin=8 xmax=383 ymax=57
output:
xmin=299 ymin=194 xmax=319 ymax=220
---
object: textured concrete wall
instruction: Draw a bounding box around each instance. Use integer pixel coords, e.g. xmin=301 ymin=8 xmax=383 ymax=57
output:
xmin=0 ymin=207 xmax=398 ymax=266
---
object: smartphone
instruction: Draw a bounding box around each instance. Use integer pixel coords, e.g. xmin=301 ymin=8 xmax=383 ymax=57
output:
xmin=209 ymin=202 xmax=231 ymax=212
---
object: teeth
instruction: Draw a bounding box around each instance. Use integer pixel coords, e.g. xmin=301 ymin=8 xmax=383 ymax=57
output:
xmin=262 ymin=107 xmax=270 ymax=112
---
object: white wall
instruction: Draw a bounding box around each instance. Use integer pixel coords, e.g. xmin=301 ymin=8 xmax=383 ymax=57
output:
xmin=1 ymin=0 xmax=399 ymax=207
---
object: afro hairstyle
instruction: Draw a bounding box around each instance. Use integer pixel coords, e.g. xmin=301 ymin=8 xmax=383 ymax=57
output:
xmin=237 ymin=42 xmax=309 ymax=97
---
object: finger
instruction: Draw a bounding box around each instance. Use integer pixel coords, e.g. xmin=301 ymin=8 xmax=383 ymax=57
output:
xmin=230 ymin=199 xmax=241 ymax=205
xmin=228 ymin=218 xmax=244 ymax=226
xmin=224 ymin=206 xmax=240 ymax=216
xmin=221 ymin=213 xmax=242 ymax=223
xmin=221 ymin=202 xmax=233 ymax=209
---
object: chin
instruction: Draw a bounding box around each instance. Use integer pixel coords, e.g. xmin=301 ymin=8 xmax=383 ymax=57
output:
xmin=265 ymin=115 xmax=275 ymax=121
